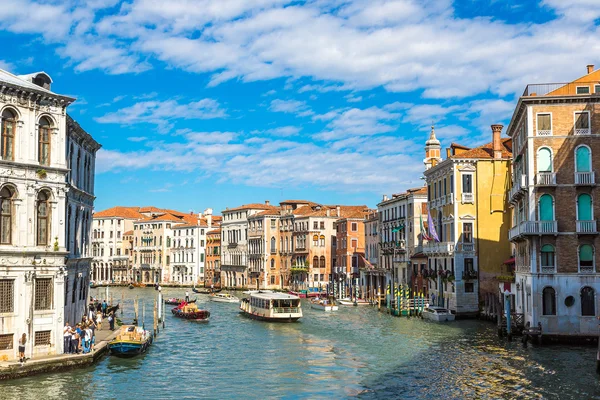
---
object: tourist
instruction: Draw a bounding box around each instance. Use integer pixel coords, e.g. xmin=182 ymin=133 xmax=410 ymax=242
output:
xmin=70 ymin=325 xmax=77 ymax=354
xmin=88 ymin=304 xmax=95 ymax=321
xmin=185 ymin=291 xmax=189 ymax=302
xmin=75 ymin=323 xmax=83 ymax=353
xmin=102 ymin=300 xmax=108 ymax=316
xmin=108 ymin=312 xmax=115 ymax=331
xmin=63 ymin=322 xmax=71 ymax=354
xmin=96 ymin=311 xmax=103 ymax=330
xmin=18 ymin=333 xmax=26 ymax=363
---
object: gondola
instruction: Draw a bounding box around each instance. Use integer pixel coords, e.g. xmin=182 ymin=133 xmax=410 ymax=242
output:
xmin=171 ymin=302 xmax=210 ymax=321
xmin=165 ymin=298 xmax=197 ymax=306
xmin=192 ymin=287 xmax=222 ymax=294
xmin=128 ymin=284 xmax=134 ymax=289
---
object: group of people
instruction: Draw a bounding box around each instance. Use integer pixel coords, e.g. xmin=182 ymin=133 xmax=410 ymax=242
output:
xmin=62 ymin=298 xmax=116 ymax=355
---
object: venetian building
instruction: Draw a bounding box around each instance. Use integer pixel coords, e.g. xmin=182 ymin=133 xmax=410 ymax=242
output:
xmin=508 ymin=65 xmax=600 ymax=337
xmin=0 ymin=69 xmax=99 ymax=360
xmin=205 ymin=229 xmax=221 ymax=288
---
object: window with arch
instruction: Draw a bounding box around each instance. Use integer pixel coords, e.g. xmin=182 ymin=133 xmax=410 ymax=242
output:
xmin=320 ymin=235 xmax=325 ymax=247
xmin=575 ymin=146 xmax=592 ymax=173
xmin=540 ymin=244 xmax=555 ymax=272
xmin=1 ymin=108 xmax=16 ymax=161
xmin=320 ymin=256 xmax=326 ymax=268
xmin=270 ymin=259 xmax=275 ymax=269
xmin=538 ymin=194 xmax=554 ymax=221
xmin=36 ymin=191 xmax=50 ymax=246
xmin=0 ymin=186 xmax=14 ymax=244
xmin=577 ymin=193 xmax=593 ymax=223
xmin=270 ymin=237 xmax=276 ymax=253
xmin=537 ymin=147 xmax=553 ymax=172
xmin=579 ymin=244 xmax=595 ymax=273
xmin=542 ymin=287 xmax=556 ymax=315
xmin=581 ymin=286 xmax=595 ymax=316
xmin=38 ymin=117 xmax=51 ymax=166
xmin=313 ymin=256 xmax=318 ymax=267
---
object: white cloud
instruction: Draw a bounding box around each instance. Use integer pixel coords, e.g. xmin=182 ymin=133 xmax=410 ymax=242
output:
xmin=269 ymin=99 xmax=313 ymax=116
xmin=345 ymin=94 xmax=362 ymax=103
xmin=0 ymin=60 xmax=15 ymax=71
xmin=315 ymin=106 xmax=399 ymax=140
xmin=127 ymin=136 xmax=147 ymax=142
xmin=264 ymin=126 xmax=302 ymax=136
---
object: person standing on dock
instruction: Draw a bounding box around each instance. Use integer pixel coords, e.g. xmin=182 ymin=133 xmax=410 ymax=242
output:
xmin=102 ymin=300 xmax=108 ymax=317
xmin=63 ymin=322 xmax=71 ymax=354
xmin=108 ymin=312 xmax=115 ymax=331
xmin=96 ymin=311 xmax=103 ymax=331
xmin=18 ymin=333 xmax=26 ymax=363
xmin=185 ymin=291 xmax=189 ymax=303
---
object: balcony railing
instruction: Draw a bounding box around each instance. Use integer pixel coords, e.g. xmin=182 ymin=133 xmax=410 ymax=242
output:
xmin=509 ymin=220 xmax=558 ymax=240
xmin=462 ymin=270 xmax=477 ymax=280
xmin=461 ymin=193 xmax=474 ymax=204
xmin=580 ymin=265 xmax=595 ymax=274
xmin=522 ymin=81 xmax=600 ymax=97
xmin=459 ymin=242 xmax=474 ymax=252
xmin=576 ymin=220 xmax=598 ymax=234
xmin=509 ymin=175 xmax=527 ymax=202
xmin=575 ymin=128 xmax=591 ymax=136
xmin=540 ymin=266 xmax=555 ymax=274
xmin=446 ymin=194 xmax=454 ymax=204
xmin=575 ymin=171 xmax=595 ymax=185
xmin=227 ymin=243 xmax=238 ymax=249
xmin=537 ymin=129 xmax=552 ymax=136
xmin=536 ymin=172 xmax=556 ymax=186
xmin=423 ymin=241 xmax=455 ymax=255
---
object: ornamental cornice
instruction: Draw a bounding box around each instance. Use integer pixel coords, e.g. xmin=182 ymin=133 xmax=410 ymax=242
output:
xmin=0 ymin=86 xmax=73 ymax=110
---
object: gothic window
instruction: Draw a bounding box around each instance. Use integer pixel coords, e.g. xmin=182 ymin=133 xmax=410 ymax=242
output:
xmin=540 ymin=244 xmax=555 ymax=270
xmin=36 ymin=191 xmax=50 ymax=246
xmin=538 ymin=194 xmax=554 ymax=221
xmin=581 ymin=286 xmax=595 ymax=316
xmin=577 ymin=193 xmax=593 ymax=221
xmin=537 ymin=147 xmax=553 ymax=172
xmin=542 ymin=287 xmax=556 ymax=315
xmin=0 ymin=186 xmax=14 ymax=244
xmin=38 ymin=117 xmax=51 ymax=166
xmin=313 ymin=256 xmax=318 ymax=267
xmin=270 ymin=237 xmax=276 ymax=253
xmin=579 ymin=244 xmax=595 ymax=273
xmin=320 ymin=256 xmax=326 ymax=268
xmin=1 ymin=109 xmax=16 ymax=161
xmin=575 ymin=145 xmax=592 ymax=172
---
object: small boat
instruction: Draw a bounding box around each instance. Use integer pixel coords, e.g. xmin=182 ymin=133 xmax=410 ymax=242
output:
xmin=192 ymin=287 xmax=222 ymax=294
xmin=310 ymin=297 xmax=338 ymax=312
xmin=165 ymin=298 xmax=197 ymax=305
xmin=288 ymin=291 xmax=307 ymax=298
xmin=240 ymin=291 xmax=302 ymax=322
xmin=210 ymin=293 xmax=240 ymax=303
xmin=132 ymin=282 xmax=146 ymax=288
xmin=108 ymin=325 xmax=153 ymax=357
xmin=423 ymin=306 xmax=455 ymax=322
xmin=171 ymin=302 xmax=210 ymax=321
xmin=128 ymin=284 xmax=134 ymax=290
xmin=338 ymin=298 xmax=370 ymax=306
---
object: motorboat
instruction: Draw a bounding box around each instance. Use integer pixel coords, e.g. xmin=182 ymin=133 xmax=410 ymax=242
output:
xmin=422 ymin=306 xmax=456 ymax=322
xmin=210 ymin=293 xmax=240 ymax=303
xmin=165 ymin=298 xmax=197 ymax=306
xmin=108 ymin=325 xmax=153 ymax=357
xmin=338 ymin=298 xmax=370 ymax=306
xmin=171 ymin=302 xmax=210 ymax=321
xmin=310 ymin=297 xmax=338 ymax=312
xmin=240 ymin=291 xmax=302 ymax=322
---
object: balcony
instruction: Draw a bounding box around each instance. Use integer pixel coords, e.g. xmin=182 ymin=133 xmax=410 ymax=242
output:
xmin=509 ymin=220 xmax=558 ymax=241
xmin=227 ymin=243 xmax=238 ymax=249
xmin=509 ymin=175 xmax=527 ymax=203
xmin=379 ymin=241 xmax=406 ymax=255
xmin=574 ymin=128 xmax=591 ymax=136
xmin=458 ymin=242 xmax=475 ymax=253
xmin=462 ymin=269 xmax=477 ymax=280
xmin=537 ymin=129 xmax=552 ymax=136
xmin=576 ymin=220 xmax=598 ymax=234
xmin=423 ymin=241 xmax=455 ymax=255
xmin=535 ymin=172 xmax=556 ymax=186
xmin=523 ymin=81 xmax=600 ymax=97
xmin=575 ymin=172 xmax=595 ymax=185
xmin=445 ymin=194 xmax=454 ymax=204
xmin=461 ymin=193 xmax=474 ymax=204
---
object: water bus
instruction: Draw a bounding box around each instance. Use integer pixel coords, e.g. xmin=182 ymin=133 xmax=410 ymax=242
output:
xmin=240 ymin=291 xmax=302 ymax=322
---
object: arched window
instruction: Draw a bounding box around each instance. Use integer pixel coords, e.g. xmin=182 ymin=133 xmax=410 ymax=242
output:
xmin=313 ymin=256 xmax=318 ymax=267
xmin=1 ymin=109 xmax=16 ymax=161
xmin=576 ymin=146 xmax=591 ymax=172
xmin=579 ymin=244 xmax=594 ymax=273
xmin=320 ymin=235 xmax=325 ymax=247
xmin=320 ymin=256 xmax=326 ymax=268
xmin=540 ymin=244 xmax=555 ymax=272
xmin=36 ymin=191 xmax=50 ymax=246
xmin=538 ymin=194 xmax=554 ymax=221
xmin=270 ymin=237 xmax=276 ymax=253
xmin=537 ymin=147 xmax=553 ymax=172
xmin=38 ymin=117 xmax=51 ymax=166
xmin=542 ymin=287 xmax=556 ymax=315
xmin=270 ymin=259 xmax=275 ymax=269
xmin=581 ymin=286 xmax=595 ymax=316
xmin=0 ymin=186 xmax=14 ymax=244
xmin=577 ymin=193 xmax=593 ymax=222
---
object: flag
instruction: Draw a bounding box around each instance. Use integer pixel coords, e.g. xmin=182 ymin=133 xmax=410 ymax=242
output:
xmin=428 ymin=210 xmax=440 ymax=242
xmin=391 ymin=224 xmax=404 ymax=233
xmin=420 ymin=214 xmax=432 ymax=241
xmin=359 ymin=254 xmax=375 ymax=270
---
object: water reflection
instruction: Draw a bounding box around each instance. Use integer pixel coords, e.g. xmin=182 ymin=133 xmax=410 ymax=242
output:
xmin=2 ymin=288 xmax=599 ymax=399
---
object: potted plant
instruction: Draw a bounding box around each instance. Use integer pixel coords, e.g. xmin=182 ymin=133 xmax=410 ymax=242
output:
xmin=36 ymin=169 xmax=47 ymax=179
xmin=53 ymin=237 xmax=59 ymax=252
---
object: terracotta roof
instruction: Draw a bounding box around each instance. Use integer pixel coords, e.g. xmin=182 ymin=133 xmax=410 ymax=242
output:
xmin=151 ymin=213 xmax=182 ymax=222
xmin=250 ymin=207 xmax=282 ymax=217
xmin=93 ymin=206 xmax=146 ymax=219
xmin=407 ymin=187 xmax=427 ymax=195
xmin=124 ymin=230 xmax=133 ymax=235
xmin=207 ymin=229 xmax=220 ymax=235
xmin=450 ymin=142 xmax=470 ymax=150
xmin=450 ymin=138 xmax=512 ymax=159
xmin=280 ymin=200 xmax=320 ymax=206
xmin=223 ymin=203 xmax=274 ymax=212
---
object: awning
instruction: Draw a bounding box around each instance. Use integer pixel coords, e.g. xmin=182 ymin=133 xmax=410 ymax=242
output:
xmin=503 ymin=257 xmax=515 ymax=265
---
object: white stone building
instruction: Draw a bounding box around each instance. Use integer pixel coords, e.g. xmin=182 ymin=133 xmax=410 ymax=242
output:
xmin=171 ymin=210 xmax=215 ymax=285
xmin=0 ymin=69 xmax=99 ymax=361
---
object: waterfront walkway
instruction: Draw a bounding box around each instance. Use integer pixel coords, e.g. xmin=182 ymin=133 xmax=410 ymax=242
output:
xmin=0 ymin=326 xmax=119 ymax=380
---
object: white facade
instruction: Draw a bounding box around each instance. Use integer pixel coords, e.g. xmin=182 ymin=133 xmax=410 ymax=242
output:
xmin=91 ymin=216 xmax=136 ymax=283
xmin=171 ymin=224 xmax=209 ymax=284
xmin=0 ymin=70 xmax=99 ymax=360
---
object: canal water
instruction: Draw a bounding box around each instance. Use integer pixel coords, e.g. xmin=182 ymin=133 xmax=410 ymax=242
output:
xmin=3 ymin=287 xmax=600 ymax=399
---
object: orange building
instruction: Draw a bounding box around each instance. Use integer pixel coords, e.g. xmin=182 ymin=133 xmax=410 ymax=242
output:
xmin=205 ymin=229 xmax=221 ymax=288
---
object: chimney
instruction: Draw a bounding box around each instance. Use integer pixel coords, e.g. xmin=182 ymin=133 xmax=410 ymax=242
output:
xmin=336 ymin=206 xmax=341 ymax=217
xmin=265 ymin=200 xmax=270 ymax=206
xmin=446 ymin=148 xmax=451 ymax=158
xmin=382 ymin=195 xmax=389 ymax=202
xmin=491 ymin=124 xmax=504 ymax=159
xmin=207 ymin=214 xmax=212 ymax=228
xmin=326 ymin=209 xmax=330 ymax=217
xmin=587 ymin=64 xmax=594 ymax=74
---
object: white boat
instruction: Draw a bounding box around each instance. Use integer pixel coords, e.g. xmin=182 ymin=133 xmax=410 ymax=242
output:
xmin=310 ymin=298 xmax=338 ymax=312
xmin=210 ymin=293 xmax=240 ymax=303
xmin=338 ymin=298 xmax=371 ymax=306
xmin=422 ymin=306 xmax=455 ymax=322
xmin=240 ymin=291 xmax=302 ymax=322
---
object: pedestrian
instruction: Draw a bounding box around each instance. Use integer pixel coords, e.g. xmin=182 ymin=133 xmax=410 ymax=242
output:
xmin=18 ymin=333 xmax=26 ymax=363
xmin=88 ymin=305 xmax=95 ymax=321
xmin=75 ymin=323 xmax=82 ymax=353
xmin=101 ymin=300 xmax=108 ymax=317
xmin=108 ymin=312 xmax=115 ymax=331
xmin=70 ymin=325 xmax=77 ymax=353
xmin=63 ymin=322 xmax=71 ymax=354
xmin=88 ymin=320 xmax=96 ymax=352
xmin=185 ymin=291 xmax=189 ymax=303
xmin=96 ymin=311 xmax=103 ymax=330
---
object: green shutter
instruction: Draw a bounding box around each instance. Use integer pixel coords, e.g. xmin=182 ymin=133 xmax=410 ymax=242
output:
xmin=580 ymin=245 xmax=593 ymax=262
xmin=539 ymin=194 xmax=554 ymax=221
xmin=576 ymin=146 xmax=591 ymax=172
xmin=578 ymin=194 xmax=592 ymax=220
xmin=537 ymin=148 xmax=552 ymax=172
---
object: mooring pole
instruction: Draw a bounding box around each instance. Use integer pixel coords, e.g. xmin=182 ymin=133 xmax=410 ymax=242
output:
xmin=504 ymin=291 xmax=512 ymax=341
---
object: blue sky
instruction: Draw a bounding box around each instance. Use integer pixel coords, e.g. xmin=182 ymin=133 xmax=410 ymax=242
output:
xmin=1 ymin=0 xmax=598 ymax=214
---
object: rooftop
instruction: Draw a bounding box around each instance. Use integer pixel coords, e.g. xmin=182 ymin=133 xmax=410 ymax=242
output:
xmin=450 ymin=137 xmax=512 ymax=160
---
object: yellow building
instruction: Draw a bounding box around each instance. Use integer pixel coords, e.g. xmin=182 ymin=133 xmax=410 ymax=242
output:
xmin=423 ymin=125 xmax=512 ymax=317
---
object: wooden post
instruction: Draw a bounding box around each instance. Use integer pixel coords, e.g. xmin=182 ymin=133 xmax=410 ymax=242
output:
xmin=121 ymin=292 xmax=124 ymax=316
xmin=142 ymin=301 xmax=145 ymax=330
xmin=134 ymin=298 xmax=139 ymax=326
xmin=153 ymin=300 xmax=158 ymax=337
xmin=162 ymin=297 xmax=166 ymax=328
